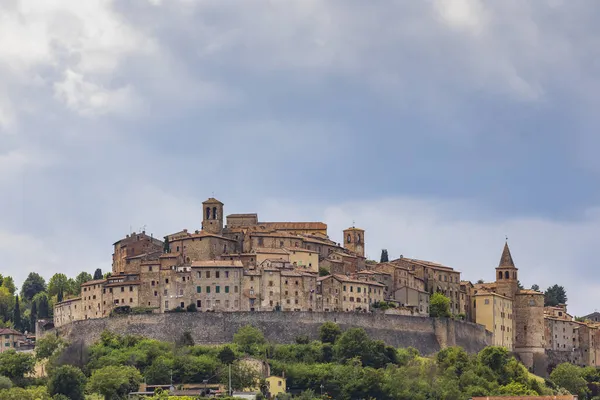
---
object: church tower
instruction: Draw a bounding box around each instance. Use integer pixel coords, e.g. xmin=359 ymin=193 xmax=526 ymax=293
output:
xmin=495 ymin=242 xmax=519 ymax=299
xmin=202 ymin=198 xmax=224 ymax=235
xmin=343 ymin=227 xmax=365 ymax=257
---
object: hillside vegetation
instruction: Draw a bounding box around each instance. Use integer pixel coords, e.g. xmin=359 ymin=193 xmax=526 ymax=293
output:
xmin=0 ymin=322 xmax=588 ymax=399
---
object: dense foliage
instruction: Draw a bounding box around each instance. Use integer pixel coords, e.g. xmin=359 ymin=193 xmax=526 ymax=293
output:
xmin=0 ymin=322 xmax=597 ymax=399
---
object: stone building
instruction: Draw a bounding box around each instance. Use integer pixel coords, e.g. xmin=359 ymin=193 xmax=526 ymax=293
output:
xmin=317 ymin=274 xmax=384 ymax=312
xmin=390 ymin=257 xmax=462 ymax=315
xmin=472 ymin=242 xmax=545 ymax=372
xmin=53 ymin=297 xmax=82 ymax=327
xmin=0 ymin=328 xmax=25 ymax=353
xmin=112 ymin=231 xmax=163 ymax=275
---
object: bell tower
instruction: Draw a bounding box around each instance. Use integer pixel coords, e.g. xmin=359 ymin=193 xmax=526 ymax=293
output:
xmin=343 ymin=226 xmax=365 ymax=257
xmin=495 ymin=241 xmax=519 ymax=299
xmin=202 ymin=198 xmax=224 ymax=235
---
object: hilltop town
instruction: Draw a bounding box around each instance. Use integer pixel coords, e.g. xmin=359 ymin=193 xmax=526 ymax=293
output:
xmin=51 ymin=197 xmax=599 ymax=373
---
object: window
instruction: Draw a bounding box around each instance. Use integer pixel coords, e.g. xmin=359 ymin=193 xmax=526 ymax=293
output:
xmin=484 ymin=299 xmax=490 ymax=305
xmin=197 ymin=272 xmax=201 ymax=279
xmin=357 ymin=287 xmax=361 ymax=293
xmin=350 ymin=286 xmax=353 ymax=292
xmin=121 ymin=287 xmax=125 ymax=292
xmin=165 ymin=278 xmax=169 ymax=284
xmin=269 ymin=281 xmax=273 ymax=287
xmin=180 ymin=302 xmax=184 ymax=308
xmin=295 ymin=280 xmax=299 ymax=286
xmin=343 ymin=285 xmax=347 ymax=292
xmin=258 ymin=237 xmax=264 ymax=246
xmin=148 ymin=266 xmax=153 ymax=272
xmin=197 ymin=300 xmax=201 ymax=308
xmin=347 ymin=234 xmax=351 ymax=243
xmin=216 ymin=271 xmax=220 ymax=279
xmin=206 ymin=271 xmax=211 ymax=278
xmin=165 ymin=300 xmax=169 ymax=308
xmin=164 ymin=289 xmax=168 ymax=295
xmin=225 ymin=271 xmax=229 ymax=278
xmin=206 ymin=286 xmax=211 ymax=293
xmin=216 ymin=286 xmax=221 ymax=293
xmin=129 ymin=286 xmax=133 ymax=292
xmin=114 ymin=300 xmax=119 ymax=304
xmin=130 ymin=298 xmax=133 ymax=303
xmin=197 ymin=286 xmax=202 ymax=293
xmin=151 ymin=280 xmax=155 ymax=286
xmin=154 ymin=291 xmax=158 ymax=297
xmin=235 ymin=286 xmax=239 ymax=293
xmin=225 ymin=300 xmax=229 ymax=308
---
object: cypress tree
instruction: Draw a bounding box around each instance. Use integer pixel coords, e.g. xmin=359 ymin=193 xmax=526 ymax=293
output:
xmin=13 ymin=295 xmax=21 ymax=331
xmin=380 ymin=249 xmax=389 ymax=263
xmin=93 ymin=269 xmax=103 ymax=280
xmin=30 ymin=300 xmax=37 ymax=334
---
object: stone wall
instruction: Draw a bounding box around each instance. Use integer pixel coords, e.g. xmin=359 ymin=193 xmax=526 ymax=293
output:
xmin=50 ymin=312 xmax=491 ymax=355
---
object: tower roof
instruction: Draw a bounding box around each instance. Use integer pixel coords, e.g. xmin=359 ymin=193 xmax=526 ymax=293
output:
xmin=498 ymin=242 xmax=516 ymax=268
xmin=203 ymin=197 xmax=223 ymax=205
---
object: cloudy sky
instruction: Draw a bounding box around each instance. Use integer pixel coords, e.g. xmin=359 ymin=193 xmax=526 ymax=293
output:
xmin=2 ymin=0 xmax=600 ymax=315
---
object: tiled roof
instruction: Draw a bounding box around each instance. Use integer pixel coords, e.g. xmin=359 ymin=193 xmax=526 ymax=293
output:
xmin=395 ymin=257 xmax=458 ymax=272
xmin=81 ymin=279 xmax=107 ymax=287
xmin=105 ymin=281 xmax=141 ymax=287
xmin=0 ymin=328 xmax=24 ymax=336
xmin=260 ymin=222 xmax=327 ymax=230
xmin=498 ymin=242 xmax=516 ymax=268
xmin=202 ymin=197 xmax=223 ymax=205
xmin=55 ymin=297 xmax=81 ymax=305
xmin=227 ymin=213 xmax=258 ymax=218
xmin=191 ymin=260 xmax=244 ymax=268
xmin=332 ymin=274 xmax=385 ymax=287
xmin=253 ymin=247 xmax=289 ymax=255
xmin=285 ymin=247 xmax=318 ymax=254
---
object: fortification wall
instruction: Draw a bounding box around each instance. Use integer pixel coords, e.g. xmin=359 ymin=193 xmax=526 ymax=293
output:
xmin=50 ymin=312 xmax=492 ymax=355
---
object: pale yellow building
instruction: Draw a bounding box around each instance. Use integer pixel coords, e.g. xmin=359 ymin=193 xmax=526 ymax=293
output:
xmin=266 ymin=376 xmax=286 ymax=398
xmin=286 ymin=247 xmax=319 ymax=273
xmin=474 ymin=290 xmax=514 ymax=350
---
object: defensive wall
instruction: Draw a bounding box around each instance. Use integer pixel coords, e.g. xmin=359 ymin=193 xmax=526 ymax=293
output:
xmin=49 ymin=312 xmax=492 ymax=355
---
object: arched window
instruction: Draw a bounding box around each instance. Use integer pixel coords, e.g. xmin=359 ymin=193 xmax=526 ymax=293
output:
xmin=504 ymin=271 xmax=509 ymax=279
xmin=206 ymin=207 xmax=211 ymax=220
xmin=212 ymin=207 xmax=218 ymax=220
xmin=347 ymin=234 xmax=351 ymax=243
xmin=357 ymin=234 xmax=361 ymax=243
xmin=498 ymin=271 xmax=503 ymax=279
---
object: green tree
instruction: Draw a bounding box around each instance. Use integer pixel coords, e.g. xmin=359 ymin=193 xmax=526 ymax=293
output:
xmin=163 ymin=236 xmax=170 ymax=253
xmin=550 ymin=363 xmax=589 ymax=399
xmin=545 ymin=284 xmax=568 ymax=307
xmin=186 ymin=303 xmax=197 ymax=312
xmin=221 ymin=362 xmax=260 ymax=391
xmin=1 ymin=277 xmax=15 ymax=295
xmin=429 ymin=292 xmax=451 ymax=318
xmin=531 ymin=284 xmax=540 ymax=291
xmin=0 ymin=287 xmax=15 ymax=323
xmin=48 ymin=365 xmax=86 ymax=400
xmin=87 ymin=365 xmax=142 ymax=400
xmin=380 ymin=249 xmax=389 ymax=263
xmin=12 ymin=296 xmax=20 ymax=331
xmin=33 ymin=293 xmax=50 ymax=319
xmin=333 ymin=328 xmax=370 ymax=363
xmin=318 ymin=267 xmax=330 ymax=277
xmin=319 ymin=321 xmax=342 ymax=344
xmin=0 ymin=376 xmax=12 ymax=390
xmin=35 ymin=334 xmax=65 ymax=360
xmin=233 ymin=325 xmax=266 ymax=353
xmin=93 ymin=269 xmax=103 ymax=280
xmin=218 ymin=346 xmax=236 ymax=365
xmin=74 ymin=272 xmax=93 ymax=294
xmin=29 ymin=301 xmax=37 ymax=334
xmin=0 ymin=350 xmax=35 ymax=383
xmin=47 ymin=274 xmax=70 ymax=299
xmin=144 ymin=357 xmax=172 ymax=385
xmin=20 ymin=273 xmax=46 ymax=302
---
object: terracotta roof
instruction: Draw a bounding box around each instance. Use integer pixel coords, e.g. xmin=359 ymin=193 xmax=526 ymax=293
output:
xmin=191 ymin=260 xmax=244 ymax=268
xmin=202 ymin=197 xmax=223 ymax=205
xmin=473 ymin=290 xmax=512 ymax=300
xmin=81 ymin=279 xmax=107 ymax=287
xmin=517 ymin=289 xmax=543 ymax=295
xmin=227 ymin=214 xmax=258 ymax=218
xmin=285 ymin=247 xmax=318 ymax=254
xmin=395 ymin=257 xmax=458 ymax=272
xmin=55 ymin=297 xmax=81 ymax=305
xmin=260 ymin=222 xmax=327 ymax=230
xmin=105 ymin=281 xmax=140 ymax=288
xmin=332 ymin=274 xmax=385 ymax=287
xmin=0 ymin=328 xmax=24 ymax=336
xmin=498 ymin=241 xmax=516 ymax=268
xmin=253 ymin=247 xmax=289 ymax=255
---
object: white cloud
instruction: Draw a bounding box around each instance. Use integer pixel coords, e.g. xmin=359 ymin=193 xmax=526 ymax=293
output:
xmin=54 ymin=70 xmax=141 ymax=117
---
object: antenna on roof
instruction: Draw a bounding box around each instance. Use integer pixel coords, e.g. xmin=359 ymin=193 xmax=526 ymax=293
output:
xmin=505 ymin=235 xmax=508 ymax=242
xmin=352 ymin=220 xmax=355 ymax=228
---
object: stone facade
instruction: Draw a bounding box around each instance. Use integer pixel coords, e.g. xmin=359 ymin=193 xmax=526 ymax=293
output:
xmin=49 ymin=312 xmax=492 ymax=355
xmin=0 ymin=328 xmax=26 ymax=353
xmin=112 ymin=231 xmax=163 ymax=275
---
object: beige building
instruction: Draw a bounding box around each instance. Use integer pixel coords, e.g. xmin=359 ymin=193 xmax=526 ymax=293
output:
xmin=0 ymin=328 xmax=25 ymax=353
xmin=317 ymin=275 xmax=384 ymax=312
xmin=187 ymin=260 xmax=244 ymax=312
xmin=81 ymin=279 xmax=106 ymax=319
xmin=53 ymin=297 xmax=82 ymax=327
xmin=474 ymin=291 xmax=514 ymax=350
xmin=391 ymin=257 xmax=463 ymax=315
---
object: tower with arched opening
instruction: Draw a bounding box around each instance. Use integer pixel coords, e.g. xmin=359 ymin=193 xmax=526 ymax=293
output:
xmin=343 ymin=226 xmax=365 ymax=257
xmin=202 ymin=198 xmax=224 ymax=235
xmin=495 ymin=242 xmax=519 ymax=302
